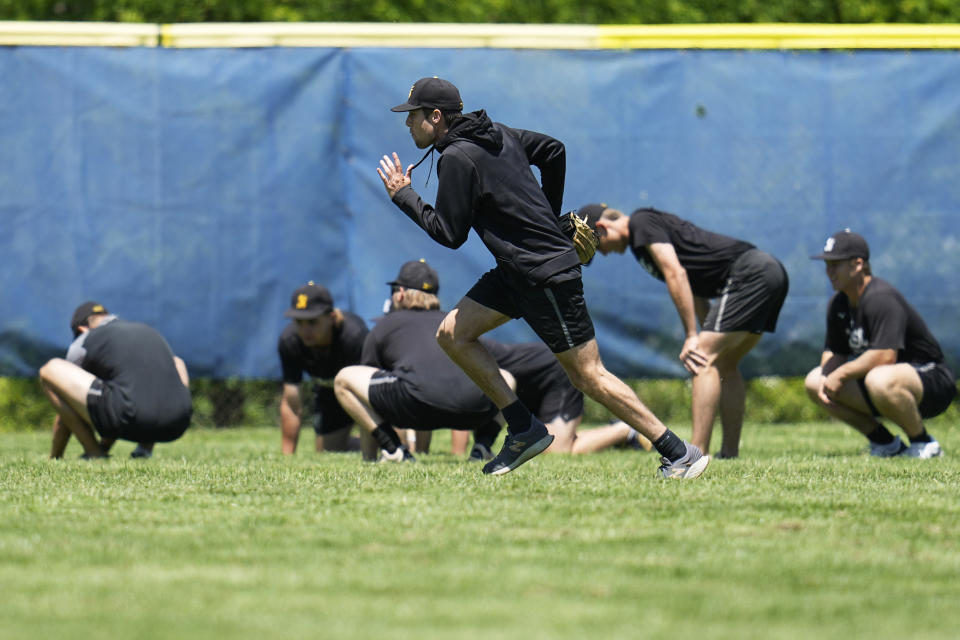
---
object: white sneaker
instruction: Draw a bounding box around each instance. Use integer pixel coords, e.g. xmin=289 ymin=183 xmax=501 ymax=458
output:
xmin=377 ymin=446 xmax=416 ymax=463
xmin=869 ymin=436 xmax=907 ymax=457
xmin=904 ymin=440 xmax=942 ymax=459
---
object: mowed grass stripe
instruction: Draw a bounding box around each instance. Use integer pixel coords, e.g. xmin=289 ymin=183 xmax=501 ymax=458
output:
xmin=1 ymin=422 xmax=957 ymax=640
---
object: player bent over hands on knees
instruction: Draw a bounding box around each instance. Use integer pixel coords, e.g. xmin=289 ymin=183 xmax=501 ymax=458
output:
xmin=278 ymin=282 xmax=377 ymax=459
xmin=450 ymin=340 xmax=653 ymax=459
xmin=580 ymin=204 xmax=789 ymax=459
xmin=805 ymin=230 xmax=956 ymax=458
xmin=334 ymin=260 xmax=508 ymax=463
xmin=39 ymin=302 xmax=192 ymax=459
xmin=377 ymin=77 xmax=707 ymax=478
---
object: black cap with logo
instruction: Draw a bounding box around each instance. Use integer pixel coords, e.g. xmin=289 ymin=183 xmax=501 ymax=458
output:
xmin=388 ymin=259 xmax=440 ymax=294
xmin=391 ymin=77 xmax=463 ymax=112
xmin=810 ymin=230 xmax=870 ymax=261
xmin=70 ymin=301 xmax=108 ymax=337
xmin=284 ymin=282 xmax=334 ymax=319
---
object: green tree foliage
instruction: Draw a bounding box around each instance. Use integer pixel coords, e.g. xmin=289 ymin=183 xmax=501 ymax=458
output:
xmin=4 ymin=0 xmax=960 ymax=24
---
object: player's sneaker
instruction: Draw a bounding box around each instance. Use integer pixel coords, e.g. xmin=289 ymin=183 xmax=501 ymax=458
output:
xmin=482 ymin=421 xmax=554 ymax=476
xmin=658 ymin=443 xmax=710 ymax=479
xmin=904 ymin=440 xmax=942 ymax=459
xmin=469 ymin=443 xmax=494 ymax=462
xmin=869 ymin=436 xmax=908 ymax=458
xmin=378 ymin=446 xmax=416 ymax=463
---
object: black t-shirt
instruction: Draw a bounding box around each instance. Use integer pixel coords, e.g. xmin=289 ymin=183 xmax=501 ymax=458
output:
xmin=277 ymin=311 xmax=368 ymax=385
xmin=362 ymin=309 xmax=493 ymax=414
xmin=629 ymin=208 xmax=755 ymax=298
xmin=481 ymin=339 xmax=573 ymax=407
xmin=825 ymin=277 xmax=945 ymax=364
xmin=79 ymin=319 xmax=191 ymax=427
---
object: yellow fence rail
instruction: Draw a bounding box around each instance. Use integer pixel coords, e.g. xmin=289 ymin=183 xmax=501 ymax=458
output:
xmin=3 ymin=21 xmax=960 ymax=49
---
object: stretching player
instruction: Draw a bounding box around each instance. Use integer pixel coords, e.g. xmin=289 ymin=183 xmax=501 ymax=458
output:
xmin=581 ymin=204 xmax=788 ymax=458
xmin=278 ymin=282 xmax=375 ymax=458
xmin=333 ymin=260 xmax=505 ymax=462
xmin=378 ymin=77 xmax=707 ymax=478
xmin=39 ymin=301 xmax=192 ymax=459
xmin=805 ymin=230 xmax=955 ymax=458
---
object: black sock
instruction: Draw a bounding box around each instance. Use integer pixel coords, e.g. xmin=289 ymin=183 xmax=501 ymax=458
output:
xmin=501 ymin=401 xmax=534 ymax=436
xmin=653 ymin=429 xmax=687 ymax=461
xmin=371 ymin=424 xmax=402 ymax=453
xmin=910 ymin=429 xmax=934 ymax=444
xmin=866 ymin=425 xmax=895 ymax=445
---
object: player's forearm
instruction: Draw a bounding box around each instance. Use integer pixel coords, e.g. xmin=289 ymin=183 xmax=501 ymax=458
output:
xmin=392 ymin=186 xmax=469 ymax=249
xmin=279 ymin=396 xmax=302 ymax=455
xmin=832 ymin=349 xmax=896 ymax=382
xmin=664 ymin=271 xmax=699 ymax=337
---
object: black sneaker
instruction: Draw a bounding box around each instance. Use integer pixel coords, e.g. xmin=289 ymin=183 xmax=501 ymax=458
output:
xmin=482 ymin=421 xmax=554 ymax=476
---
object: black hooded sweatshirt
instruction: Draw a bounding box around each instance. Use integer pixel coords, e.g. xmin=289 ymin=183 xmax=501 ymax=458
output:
xmin=391 ymin=110 xmax=580 ymax=288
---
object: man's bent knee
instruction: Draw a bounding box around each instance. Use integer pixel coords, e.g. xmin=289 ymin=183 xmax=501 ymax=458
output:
xmin=804 ymin=367 xmax=823 ymax=399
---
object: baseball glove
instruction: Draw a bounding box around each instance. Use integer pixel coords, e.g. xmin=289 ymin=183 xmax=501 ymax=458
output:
xmin=559 ymin=211 xmax=598 ymax=264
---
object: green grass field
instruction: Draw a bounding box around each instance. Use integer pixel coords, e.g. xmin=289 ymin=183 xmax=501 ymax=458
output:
xmin=1 ymin=422 xmax=958 ymax=640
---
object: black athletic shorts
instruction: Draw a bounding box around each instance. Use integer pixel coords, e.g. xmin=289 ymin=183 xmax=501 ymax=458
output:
xmin=87 ymin=379 xmax=191 ymax=443
xmin=520 ymin=384 xmax=583 ymax=424
xmin=857 ymin=362 xmax=957 ymax=419
xmin=857 ymin=362 xmax=957 ymax=418
xmin=312 ymin=385 xmax=353 ymax=435
xmin=367 ymin=371 xmax=498 ymax=430
xmin=521 ymin=374 xmax=584 ymax=423
xmin=466 ymin=266 xmax=595 ymax=353
xmin=702 ymin=249 xmax=789 ymax=334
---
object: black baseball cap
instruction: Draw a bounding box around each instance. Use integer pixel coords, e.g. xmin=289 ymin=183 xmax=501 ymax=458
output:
xmin=284 ymin=282 xmax=334 ymax=319
xmin=391 ymin=77 xmax=463 ymax=112
xmin=577 ymin=203 xmax=609 ymax=229
xmin=810 ymin=230 xmax=870 ymax=261
xmin=70 ymin=301 xmax=108 ymax=337
xmin=388 ymin=259 xmax=440 ymax=294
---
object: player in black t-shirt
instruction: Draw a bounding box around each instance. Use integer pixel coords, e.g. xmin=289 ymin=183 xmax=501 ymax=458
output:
xmin=805 ymin=231 xmax=956 ymax=458
xmin=581 ymin=204 xmax=789 ymax=459
xmin=39 ymin=301 xmax=192 ymax=459
xmin=334 ymin=260 xmax=503 ymax=462
xmin=278 ymin=282 xmax=375 ymax=458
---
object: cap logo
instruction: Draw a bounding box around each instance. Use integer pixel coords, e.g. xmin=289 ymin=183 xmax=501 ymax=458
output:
xmin=823 ymin=238 xmax=835 ymax=252
xmin=92 ymin=305 xmax=104 ymax=313
xmin=296 ymin=294 xmax=309 ymax=309
xmin=408 ymin=84 xmax=415 ymax=99
xmin=423 ymin=282 xmax=432 ymax=290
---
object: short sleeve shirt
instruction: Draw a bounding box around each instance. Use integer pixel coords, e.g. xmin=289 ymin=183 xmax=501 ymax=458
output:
xmin=362 ymin=309 xmax=493 ymax=414
xmin=277 ymin=311 xmax=368 ymax=385
xmin=629 ymin=208 xmax=754 ymax=298
xmin=825 ymin=278 xmax=945 ymax=364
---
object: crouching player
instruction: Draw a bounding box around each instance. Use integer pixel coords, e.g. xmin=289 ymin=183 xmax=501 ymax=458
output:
xmin=805 ymin=231 xmax=956 ymax=458
xmin=39 ymin=301 xmax=192 ymax=459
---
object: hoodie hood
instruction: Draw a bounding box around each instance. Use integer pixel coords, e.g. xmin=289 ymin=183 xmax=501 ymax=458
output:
xmin=437 ymin=109 xmax=502 ymax=153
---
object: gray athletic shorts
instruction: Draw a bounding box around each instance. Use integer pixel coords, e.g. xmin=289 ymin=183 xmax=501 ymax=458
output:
xmin=702 ymin=249 xmax=789 ymax=334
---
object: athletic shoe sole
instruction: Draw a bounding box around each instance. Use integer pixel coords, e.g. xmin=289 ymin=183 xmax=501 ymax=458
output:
xmin=662 ymin=454 xmax=711 ymax=479
xmin=486 ymin=433 xmax=555 ymax=476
